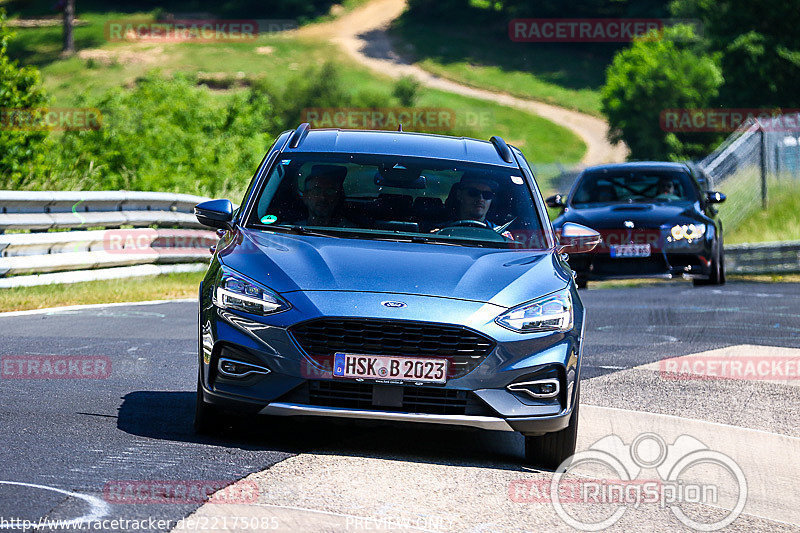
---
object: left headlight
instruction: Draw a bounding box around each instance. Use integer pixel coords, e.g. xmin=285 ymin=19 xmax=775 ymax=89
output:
xmin=495 ymin=288 xmax=573 ymax=333
xmin=214 ymin=270 xmax=290 ymax=316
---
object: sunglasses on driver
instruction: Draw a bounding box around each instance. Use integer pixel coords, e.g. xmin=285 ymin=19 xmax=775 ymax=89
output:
xmin=464 ymin=187 xmax=496 ymax=200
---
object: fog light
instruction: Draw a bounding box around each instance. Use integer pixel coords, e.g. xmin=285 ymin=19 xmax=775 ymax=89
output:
xmin=217 ymin=358 xmax=270 ymax=378
xmin=508 ymin=378 xmax=560 ymax=399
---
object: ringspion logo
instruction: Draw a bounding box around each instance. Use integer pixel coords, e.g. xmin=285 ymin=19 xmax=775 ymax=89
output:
xmin=510 ymin=433 xmax=747 ymax=531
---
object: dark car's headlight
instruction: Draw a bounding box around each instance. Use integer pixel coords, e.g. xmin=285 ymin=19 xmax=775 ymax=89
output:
xmin=669 ymin=223 xmax=706 ymax=242
xmin=213 ymin=269 xmax=290 ymax=316
xmin=495 ymin=288 xmax=573 ymax=333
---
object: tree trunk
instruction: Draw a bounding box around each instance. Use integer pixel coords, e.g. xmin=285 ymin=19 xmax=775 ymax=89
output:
xmin=62 ymin=0 xmax=75 ymax=55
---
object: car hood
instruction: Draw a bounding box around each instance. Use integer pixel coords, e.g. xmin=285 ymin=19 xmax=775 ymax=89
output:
xmin=219 ymin=229 xmax=570 ymax=309
xmin=556 ymin=202 xmax=705 ymax=229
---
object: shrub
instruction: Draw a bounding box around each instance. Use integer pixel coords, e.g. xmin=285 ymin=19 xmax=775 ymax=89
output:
xmin=0 ymin=10 xmax=49 ymax=187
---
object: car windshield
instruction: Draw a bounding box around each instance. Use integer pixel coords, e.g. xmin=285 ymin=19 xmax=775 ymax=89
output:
xmin=571 ymin=169 xmax=698 ymax=207
xmin=246 ymin=153 xmax=549 ymax=249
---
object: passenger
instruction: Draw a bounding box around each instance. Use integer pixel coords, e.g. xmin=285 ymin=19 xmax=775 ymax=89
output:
xmin=297 ymin=165 xmax=350 ymax=227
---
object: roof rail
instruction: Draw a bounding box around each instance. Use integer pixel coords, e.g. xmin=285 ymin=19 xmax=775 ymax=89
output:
xmin=289 ymin=123 xmax=310 ymax=148
xmin=489 ymin=136 xmax=514 ymax=163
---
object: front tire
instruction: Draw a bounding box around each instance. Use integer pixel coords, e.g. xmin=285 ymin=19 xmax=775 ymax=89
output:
xmin=194 ymin=373 xmax=224 ymax=435
xmin=693 ymin=240 xmax=725 ymax=286
xmin=524 ymin=384 xmax=580 ymax=470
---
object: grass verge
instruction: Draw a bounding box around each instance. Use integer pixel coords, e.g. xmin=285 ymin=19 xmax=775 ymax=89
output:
xmin=390 ymin=15 xmax=611 ymax=116
xmin=725 ymin=180 xmax=800 ymax=244
xmin=0 ymin=271 xmax=204 ymax=312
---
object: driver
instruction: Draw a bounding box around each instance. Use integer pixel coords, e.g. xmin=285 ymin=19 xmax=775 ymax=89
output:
xmin=298 ymin=165 xmax=350 ymax=227
xmin=451 ymin=174 xmax=498 ymax=228
xmin=436 ymin=174 xmax=514 ymax=240
xmin=655 ymin=178 xmax=680 ymax=201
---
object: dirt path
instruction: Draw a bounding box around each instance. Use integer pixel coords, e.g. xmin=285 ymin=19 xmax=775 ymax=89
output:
xmin=296 ymin=0 xmax=628 ymax=166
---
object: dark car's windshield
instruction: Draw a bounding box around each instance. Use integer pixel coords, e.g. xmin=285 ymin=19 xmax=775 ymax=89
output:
xmin=245 ymin=153 xmax=549 ymax=249
xmin=571 ymin=169 xmax=698 ymax=207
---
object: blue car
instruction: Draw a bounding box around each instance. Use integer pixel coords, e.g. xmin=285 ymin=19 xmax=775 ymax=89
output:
xmin=193 ymin=124 xmax=600 ymax=468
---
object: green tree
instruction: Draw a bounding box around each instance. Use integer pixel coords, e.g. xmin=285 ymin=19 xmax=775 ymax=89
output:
xmin=671 ymin=0 xmax=800 ymax=108
xmin=602 ymin=25 xmax=722 ymax=160
xmin=0 ymin=10 xmax=48 ymax=186
xmin=393 ymin=76 xmax=420 ymax=107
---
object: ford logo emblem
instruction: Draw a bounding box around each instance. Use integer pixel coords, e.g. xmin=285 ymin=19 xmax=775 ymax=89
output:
xmin=381 ymin=301 xmax=407 ymax=308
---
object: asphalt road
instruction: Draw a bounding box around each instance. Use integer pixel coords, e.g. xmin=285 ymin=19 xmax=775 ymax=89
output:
xmin=1 ymin=281 xmax=799 ymax=532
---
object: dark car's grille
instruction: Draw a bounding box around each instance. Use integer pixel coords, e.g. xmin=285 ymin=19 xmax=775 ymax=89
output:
xmin=289 ymin=318 xmax=495 ymax=378
xmin=302 ymin=380 xmax=491 ymax=416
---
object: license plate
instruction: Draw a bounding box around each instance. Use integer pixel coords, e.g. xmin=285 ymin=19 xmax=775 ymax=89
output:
xmin=610 ymin=243 xmax=651 ymax=258
xmin=332 ymin=353 xmax=448 ymax=384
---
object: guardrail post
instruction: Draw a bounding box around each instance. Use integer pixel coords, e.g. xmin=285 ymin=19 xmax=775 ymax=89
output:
xmin=759 ymin=124 xmax=767 ymax=209
xmin=796 ymin=135 xmax=800 ymax=179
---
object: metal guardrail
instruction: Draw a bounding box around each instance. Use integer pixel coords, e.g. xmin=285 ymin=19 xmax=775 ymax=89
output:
xmin=726 ymin=241 xmax=800 ymax=275
xmin=1 ymin=190 xmax=798 ymax=286
xmin=0 ymin=191 xmax=215 ymax=287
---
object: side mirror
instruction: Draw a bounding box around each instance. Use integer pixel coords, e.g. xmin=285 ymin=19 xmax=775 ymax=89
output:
xmin=195 ymin=199 xmax=234 ymax=230
xmin=557 ymin=222 xmax=601 ymax=254
xmin=545 ymin=194 xmax=565 ymax=208
xmin=706 ymin=191 xmax=726 ymax=204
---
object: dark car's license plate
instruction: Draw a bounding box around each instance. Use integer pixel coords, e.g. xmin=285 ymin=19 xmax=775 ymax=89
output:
xmin=332 ymin=352 xmax=447 ymax=383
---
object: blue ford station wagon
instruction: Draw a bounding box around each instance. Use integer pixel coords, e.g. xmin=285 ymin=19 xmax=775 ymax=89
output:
xmin=193 ymin=124 xmax=600 ymax=468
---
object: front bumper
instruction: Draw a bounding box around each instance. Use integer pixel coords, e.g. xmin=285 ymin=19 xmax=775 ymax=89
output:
xmin=199 ymin=288 xmax=584 ymax=436
xmin=569 ymin=251 xmax=713 ymax=281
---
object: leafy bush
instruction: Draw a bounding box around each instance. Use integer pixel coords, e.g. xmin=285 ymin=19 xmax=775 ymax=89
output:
xmin=0 ymin=10 xmax=49 ymax=186
xmin=602 ymin=25 xmax=723 ymax=160
xmin=50 ymin=73 xmax=274 ymax=198
xmin=393 ymin=76 xmax=420 ymax=107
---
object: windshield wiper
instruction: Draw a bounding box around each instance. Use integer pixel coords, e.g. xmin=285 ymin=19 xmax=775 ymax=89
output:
xmin=274 ymin=225 xmax=343 ymax=238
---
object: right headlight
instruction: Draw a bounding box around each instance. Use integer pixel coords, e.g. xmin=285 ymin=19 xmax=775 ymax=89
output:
xmin=213 ymin=270 xmax=290 ymax=316
xmin=495 ymin=288 xmax=573 ymax=333
xmin=669 ymin=223 xmax=706 ymax=242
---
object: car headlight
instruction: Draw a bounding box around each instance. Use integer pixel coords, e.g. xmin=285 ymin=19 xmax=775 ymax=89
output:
xmin=495 ymin=288 xmax=573 ymax=333
xmin=670 ymin=223 xmax=706 ymax=241
xmin=214 ymin=270 xmax=290 ymax=315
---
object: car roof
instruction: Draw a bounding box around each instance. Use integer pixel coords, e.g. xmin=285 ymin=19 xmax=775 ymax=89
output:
xmin=281 ymin=128 xmax=519 ymax=168
xmin=582 ymin=161 xmax=691 ymax=173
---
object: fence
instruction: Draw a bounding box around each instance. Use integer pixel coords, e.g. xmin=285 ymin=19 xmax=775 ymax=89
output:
xmin=698 ymin=112 xmax=800 ymax=231
xmin=0 ymin=191 xmax=216 ymax=288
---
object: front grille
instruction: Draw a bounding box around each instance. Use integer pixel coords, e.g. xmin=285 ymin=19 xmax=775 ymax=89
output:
xmin=289 ymin=318 xmax=495 ymax=378
xmin=303 ymin=380 xmax=489 ymax=415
